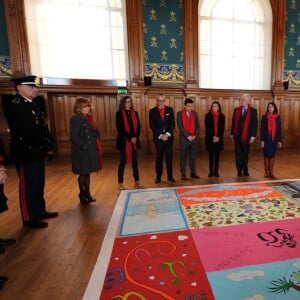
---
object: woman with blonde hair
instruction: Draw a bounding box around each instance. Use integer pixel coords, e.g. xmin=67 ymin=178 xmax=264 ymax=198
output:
xmin=70 ymin=97 xmax=102 ymax=203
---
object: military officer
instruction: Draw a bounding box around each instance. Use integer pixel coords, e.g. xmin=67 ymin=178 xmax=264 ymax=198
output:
xmin=5 ymin=75 xmax=58 ymax=228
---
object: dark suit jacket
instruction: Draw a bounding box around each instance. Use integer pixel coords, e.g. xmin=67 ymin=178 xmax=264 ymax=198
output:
xmin=149 ymin=106 xmax=175 ymax=142
xmin=177 ymin=110 xmax=200 ymax=145
xmin=231 ymin=107 xmax=258 ymax=142
xmin=116 ymin=109 xmax=141 ymax=150
xmin=5 ymin=94 xmax=49 ymax=162
xmin=205 ymin=112 xmax=225 ymax=150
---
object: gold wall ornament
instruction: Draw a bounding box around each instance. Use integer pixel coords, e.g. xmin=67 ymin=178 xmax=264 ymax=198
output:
xmin=0 ymin=63 xmax=12 ymax=76
xmin=149 ymin=9 xmax=157 ymax=21
xmin=144 ymin=49 xmax=148 ymax=61
xmin=180 ymin=52 xmax=183 ymax=62
xmin=296 ymin=59 xmax=300 ymax=68
xmin=289 ymin=47 xmax=295 ymax=56
xmin=143 ymin=22 xmax=147 ymax=34
xmin=160 ymin=0 xmax=166 ymax=8
xmin=291 ymin=0 xmax=297 ymax=9
xmin=284 ymin=70 xmax=300 ymax=89
xmin=150 ymin=36 xmax=158 ymax=47
xmin=160 ymin=24 xmax=167 ymax=35
xmin=289 ymin=24 xmax=296 ymax=33
xmin=170 ymin=38 xmax=177 ymax=48
xmin=297 ymin=36 xmax=300 ymax=45
xmin=169 ymin=11 xmax=176 ymax=22
xmin=161 ymin=50 xmax=168 ymax=61
xmin=179 ymin=25 xmax=183 ymax=36
xmin=147 ymin=63 xmax=183 ymax=82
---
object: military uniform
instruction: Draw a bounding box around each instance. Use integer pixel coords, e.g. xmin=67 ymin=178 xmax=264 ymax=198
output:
xmin=5 ymin=76 xmax=58 ymax=228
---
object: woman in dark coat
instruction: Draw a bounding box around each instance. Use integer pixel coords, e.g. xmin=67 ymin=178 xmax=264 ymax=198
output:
xmin=261 ymin=102 xmax=282 ymax=178
xmin=116 ymin=95 xmax=143 ymax=190
xmin=205 ymin=101 xmax=225 ymax=177
xmin=70 ymin=97 xmax=102 ymax=203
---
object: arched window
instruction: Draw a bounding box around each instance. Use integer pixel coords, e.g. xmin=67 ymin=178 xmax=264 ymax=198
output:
xmin=24 ymin=0 xmax=128 ymax=84
xmin=199 ymin=0 xmax=272 ymax=90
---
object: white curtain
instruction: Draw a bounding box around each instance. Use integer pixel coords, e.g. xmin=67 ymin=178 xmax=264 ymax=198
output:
xmin=24 ymin=0 xmax=128 ymax=84
xmin=199 ymin=0 xmax=273 ymax=90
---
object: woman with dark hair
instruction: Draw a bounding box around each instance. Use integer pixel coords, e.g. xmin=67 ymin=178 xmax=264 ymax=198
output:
xmin=261 ymin=102 xmax=282 ymax=178
xmin=205 ymin=101 xmax=225 ymax=177
xmin=116 ymin=95 xmax=143 ymax=190
xmin=70 ymin=97 xmax=102 ymax=204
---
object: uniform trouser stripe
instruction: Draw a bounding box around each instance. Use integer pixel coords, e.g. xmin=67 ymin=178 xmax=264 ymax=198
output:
xmin=19 ymin=164 xmax=29 ymax=221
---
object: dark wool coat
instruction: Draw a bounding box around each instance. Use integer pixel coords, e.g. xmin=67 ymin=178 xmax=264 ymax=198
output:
xmin=205 ymin=112 xmax=225 ymax=150
xmin=70 ymin=114 xmax=100 ymax=174
xmin=116 ymin=109 xmax=141 ymax=150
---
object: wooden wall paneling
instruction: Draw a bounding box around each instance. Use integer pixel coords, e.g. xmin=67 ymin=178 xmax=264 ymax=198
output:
xmin=183 ymin=0 xmax=199 ymax=88
xmin=270 ymin=0 xmax=286 ymax=90
xmin=4 ymin=0 xmax=31 ymax=75
xmin=125 ymin=0 xmax=144 ymax=87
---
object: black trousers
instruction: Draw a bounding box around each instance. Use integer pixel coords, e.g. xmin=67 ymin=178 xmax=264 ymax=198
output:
xmin=208 ymin=148 xmax=220 ymax=173
xmin=16 ymin=161 xmax=46 ymax=222
xmin=118 ymin=149 xmax=139 ymax=183
xmin=234 ymin=142 xmax=250 ymax=173
xmin=154 ymin=140 xmax=173 ymax=179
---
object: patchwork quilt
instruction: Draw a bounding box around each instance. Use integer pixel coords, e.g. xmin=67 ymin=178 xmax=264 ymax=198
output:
xmin=84 ymin=180 xmax=300 ymax=300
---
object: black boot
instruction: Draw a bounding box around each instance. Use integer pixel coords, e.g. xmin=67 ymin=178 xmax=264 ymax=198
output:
xmin=78 ymin=193 xmax=88 ymax=204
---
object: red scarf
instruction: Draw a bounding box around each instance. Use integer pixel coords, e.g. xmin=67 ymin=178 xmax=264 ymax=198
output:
xmin=122 ymin=109 xmax=138 ymax=163
xmin=211 ymin=111 xmax=219 ymax=136
xmin=233 ymin=105 xmax=251 ymax=143
xmin=182 ymin=108 xmax=196 ymax=135
xmin=157 ymin=105 xmax=165 ymax=121
xmin=267 ymin=112 xmax=278 ymax=141
xmin=83 ymin=114 xmax=103 ymax=170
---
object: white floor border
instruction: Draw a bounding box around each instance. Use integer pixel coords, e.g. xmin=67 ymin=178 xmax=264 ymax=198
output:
xmin=83 ymin=179 xmax=300 ymax=299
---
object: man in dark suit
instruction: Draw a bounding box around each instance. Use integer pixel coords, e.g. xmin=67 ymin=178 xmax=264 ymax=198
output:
xmin=231 ymin=93 xmax=258 ymax=176
xmin=5 ymin=75 xmax=58 ymax=228
xmin=177 ymin=98 xmax=200 ymax=180
xmin=149 ymin=93 xmax=175 ymax=183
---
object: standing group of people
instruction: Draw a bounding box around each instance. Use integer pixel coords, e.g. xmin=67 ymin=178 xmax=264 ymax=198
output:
xmin=2 ymin=77 xmax=283 ymax=226
xmin=113 ymin=92 xmax=282 ymax=188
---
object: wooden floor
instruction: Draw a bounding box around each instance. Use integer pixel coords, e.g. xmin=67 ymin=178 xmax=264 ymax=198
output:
xmin=0 ymin=149 xmax=299 ymax=299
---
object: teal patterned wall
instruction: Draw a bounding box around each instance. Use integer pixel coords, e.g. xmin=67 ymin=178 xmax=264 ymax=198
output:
xmin=284 ymin=0 xmax=300 ymax=84
xmin=143 ymin=0 xmax=183 ymax=84
xmin=0 ymin=0 xmax=11 ymax=78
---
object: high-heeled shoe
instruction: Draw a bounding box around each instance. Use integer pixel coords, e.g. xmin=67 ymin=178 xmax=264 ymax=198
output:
xmin=78 ymin=193 xmax=88 ymax=204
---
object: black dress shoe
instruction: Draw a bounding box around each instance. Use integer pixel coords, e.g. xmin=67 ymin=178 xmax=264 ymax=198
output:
xmin=0 ymin=238 xmax=16 ymax=247
xmin=191 ymin=174 xmax=200 ymax=179
xmin=0 ymin=246 xmax=5 ymax=254
xmin=237 ymin=171 xmax=243 ymax=176
xmin=87 ymin=197 xmax=96 ymax=202
xmin=208 ymin=172 xmax=214 ymax=177
xmin=214 ymin=172 xmax=220 ymax=177
xmin=0 ymin=276 xmax=8 ymax=289
xmin=243 ymin=171 xmax=249 ymax=176
xmin=181 ymin=175 xmax=187 ymax=180
xmin=155 ymin=177 xmax=161 ymax=184
xmin=78 ymin=193 xmax=89 ymax=204
xmin=23 ymin=220 xmax=48 ymax=229
xmin=168 ymin=177 xmax=175 ymax=182
xmin=37 ymin=211 xmax=59 ymax=219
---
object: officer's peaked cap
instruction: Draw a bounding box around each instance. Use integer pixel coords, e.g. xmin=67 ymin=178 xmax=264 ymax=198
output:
xmin=11 ymin=75 xmax=39 ymax=87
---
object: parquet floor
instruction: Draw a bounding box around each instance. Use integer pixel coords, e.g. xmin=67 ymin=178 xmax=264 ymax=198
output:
xmin=0 ymin=149 xmax=299 ymax=299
